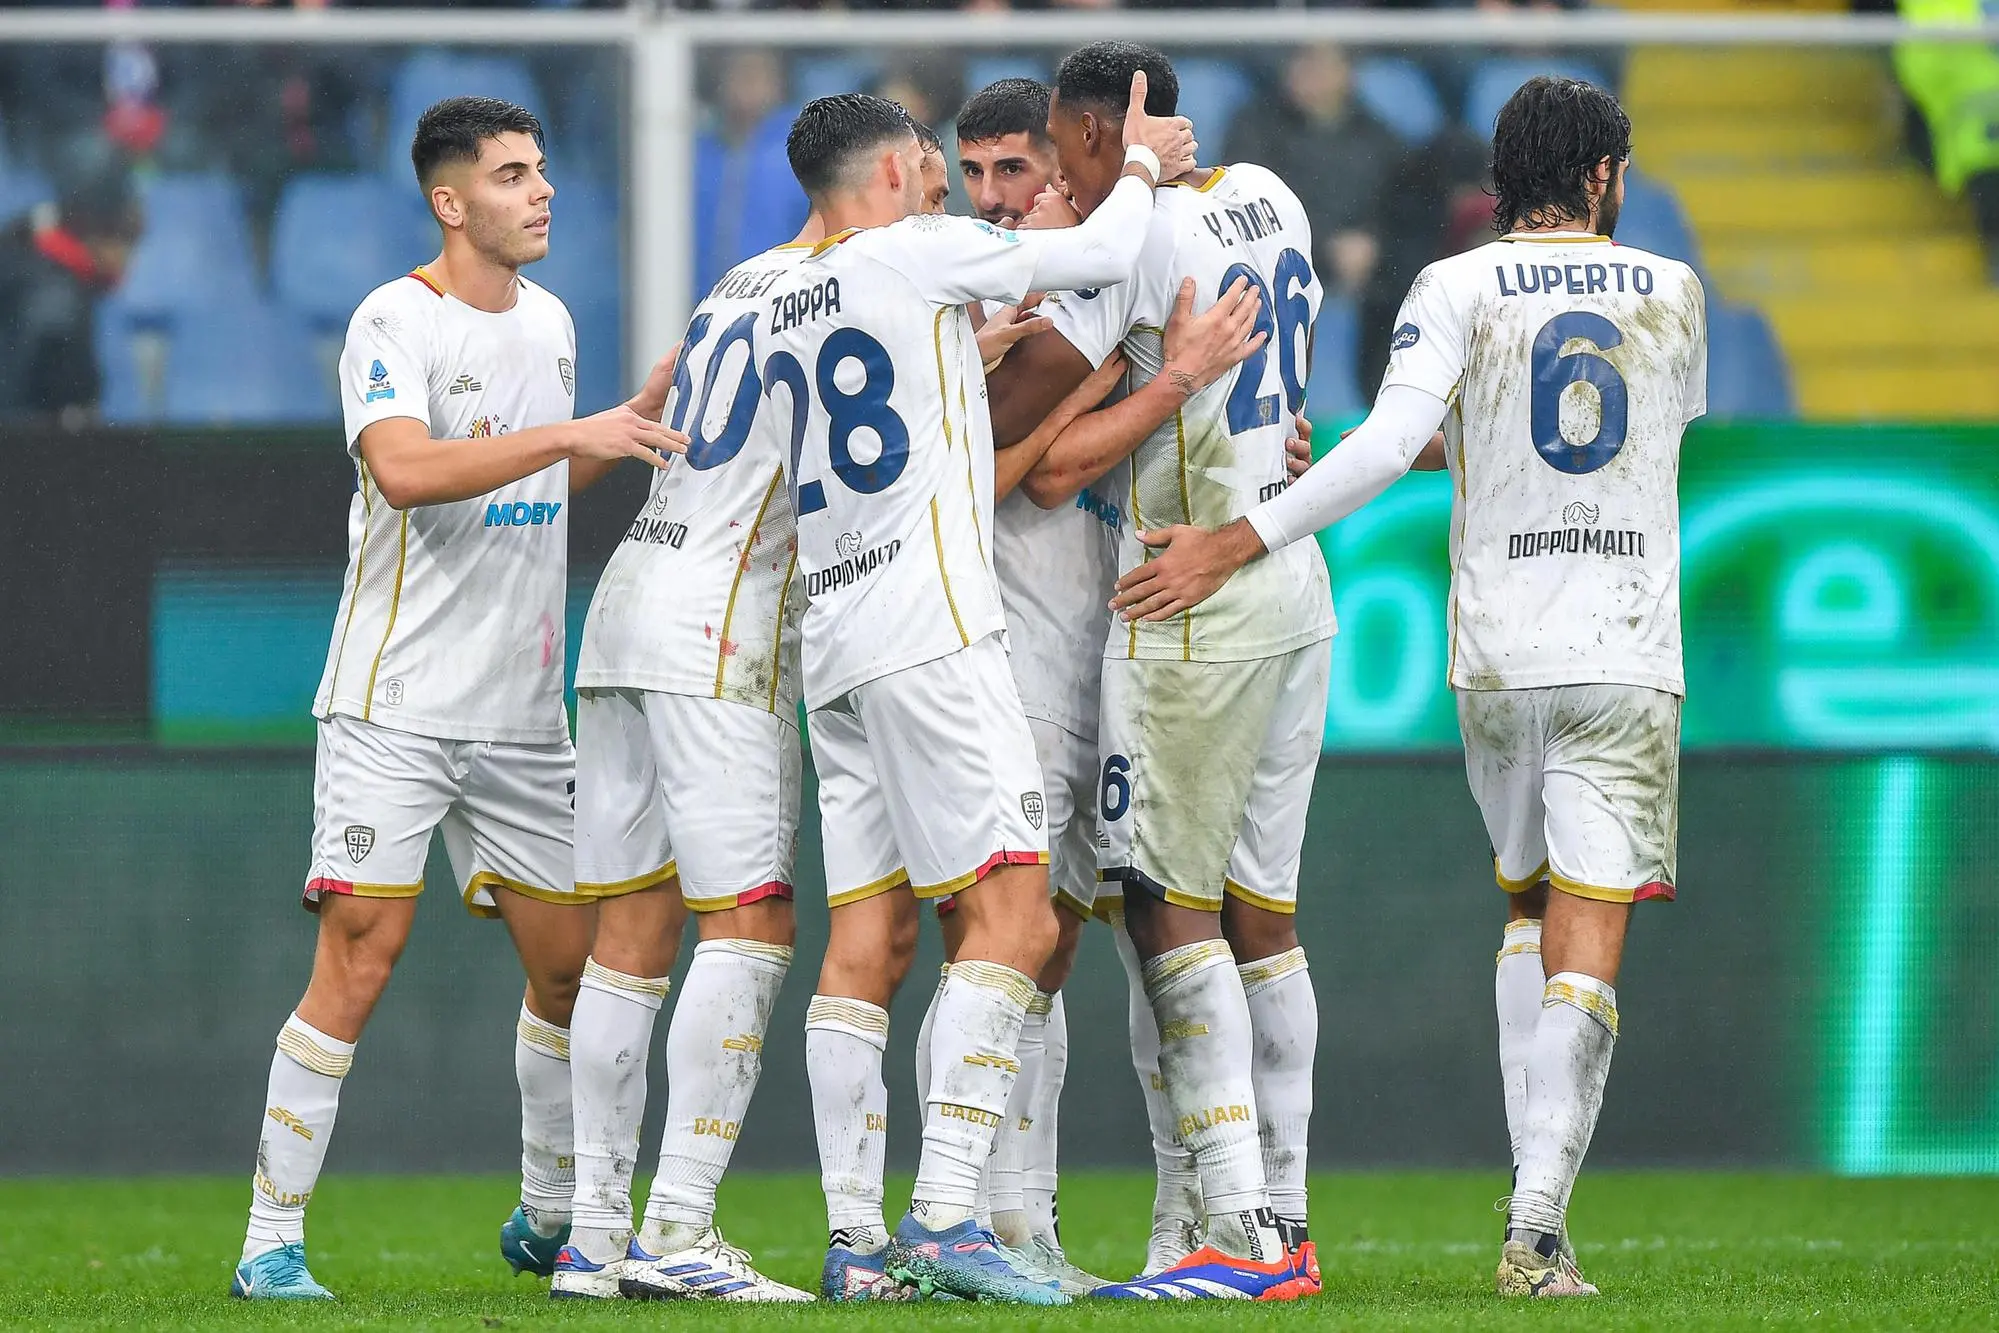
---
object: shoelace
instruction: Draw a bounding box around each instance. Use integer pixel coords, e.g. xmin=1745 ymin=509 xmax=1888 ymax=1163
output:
xmin=695 ymin=1230 xmax=756 ymax=1272
xmin=266 ymin=1248 xmax=313 ymax=1284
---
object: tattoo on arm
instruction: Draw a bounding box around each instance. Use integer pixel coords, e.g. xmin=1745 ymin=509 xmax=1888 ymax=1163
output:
xmin=1168 ymin=369 xmax=1197 ymax=397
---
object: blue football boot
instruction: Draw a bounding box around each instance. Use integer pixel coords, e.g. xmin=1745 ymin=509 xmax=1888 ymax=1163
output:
xmin=230 ymin=1242 xmax=334 ymax=1301
xmin=883 ymin=1211 xmax=1068 ymax=1305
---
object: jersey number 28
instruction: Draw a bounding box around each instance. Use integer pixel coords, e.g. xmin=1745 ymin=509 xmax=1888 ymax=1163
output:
xmin=764 ymin=330 xmax=910 ymax=516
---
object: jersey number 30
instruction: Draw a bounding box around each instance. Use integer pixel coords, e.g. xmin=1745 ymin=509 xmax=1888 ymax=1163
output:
xmin=1530 ymin=311 xmax=1627 ymax=475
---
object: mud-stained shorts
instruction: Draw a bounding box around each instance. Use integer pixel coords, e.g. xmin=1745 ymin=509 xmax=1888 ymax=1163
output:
xmin=1097 ymin=641 xmax=1330 ymax=914
xmin=1457 ymin=683 xmax=1681 ymax=904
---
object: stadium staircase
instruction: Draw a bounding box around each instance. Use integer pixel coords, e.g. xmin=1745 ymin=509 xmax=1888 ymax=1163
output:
xmin=1617 ymin=39 xmax=1999 ymax=418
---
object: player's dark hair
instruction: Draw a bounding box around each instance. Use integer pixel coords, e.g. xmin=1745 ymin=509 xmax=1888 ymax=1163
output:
xmin=909 ymin=115 xmax=943 ymax=154
xmin=1054 ymin=41 xmax=1178 ymax=118
xmin=410 ymin=96 xmax=544 ymax=187
xmin=956 ymin=77 xmax=1053 ymax=146
xmin=786 ymin=93 xmax=917 ymax=199
xmin=1489 ymin=75 xmax=1631 ymax=233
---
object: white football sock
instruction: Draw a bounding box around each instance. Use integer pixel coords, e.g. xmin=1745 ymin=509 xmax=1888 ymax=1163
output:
xmin=912 ymin=960 xmax=1035 ymax=1226
xmin=914 ymin=963 xmax=948 ymax=1112
xmin=641 ymin=940 xmax=791 ymax=1253
xmin=1023 ymin=989 xmax=1066 ymax=1245
xmin=1116 ymin=926 xmax=1200 ymax=1229
xmin=805 ymin=995 xmax=891 ymax=1251
xmin=516 ymin=1005 xmax=575 ymax=1234
xmin=1495 ymin=919 xmax=1544 ymax=1168
xmin=1240 ymin=947 xmax=1315 ymax=1238
xmin=243 ymin=1012 xmax=353 ymax=1261
xmin=1143 ymin=939 xmax=1279 ymax=1261
xmin=1509 ymin=971 xmax=1618 ymax=1240
xmin=988 ymin=990 xmax=1051 ymax=1246
xmin=569 ymin=959 xmax=670 ymax=1258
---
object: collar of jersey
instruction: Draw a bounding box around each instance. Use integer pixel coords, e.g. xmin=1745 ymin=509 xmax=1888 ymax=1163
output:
xmin=1161 ymin=166 xmax=1226 ymax=192
xmin=1500 ymin=230 xmax=1611 ymax=244
xmin=811 ymin=228 xmax=861 ymax=255
xmin=406 ymin=265 xmax=446 ymax=296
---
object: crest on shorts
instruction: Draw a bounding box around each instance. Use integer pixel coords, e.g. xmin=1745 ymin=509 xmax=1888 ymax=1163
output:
xmin=1020 ymin=791 xmax=1045 ymax=831
xmin=344 ymin=825 xmax=375 ymax=864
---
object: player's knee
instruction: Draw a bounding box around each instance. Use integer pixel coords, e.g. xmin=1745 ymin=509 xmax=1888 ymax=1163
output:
xmin=703 ymin=896 xmax=796 ymax=949
xmin=879 ymin=904 xmax=920 ymax=989
xmin=1037 ymin=909 xmax=1087 ymax=990
xmin=1221 ymin=897 xmax=1298 ymax=962
xmin=530 ymin=961 xmax=585 ymax=1025
xmin=1509 ymin=880 xmax=1550 ymax=921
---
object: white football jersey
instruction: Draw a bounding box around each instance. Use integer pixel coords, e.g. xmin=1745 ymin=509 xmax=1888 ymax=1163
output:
xmin=756 ymin=215 xmax=1047 ymax=706
xmin=314 ymin=270 xmax=577 ymax=744
xmin=576 ymin=243 xmax=810 ymax=715
xmin=1383 ymin=232 xmax=1707 ymax=695
xmin=1043 ymin=164 xmax=1336 ymax=664
xmin=994 ymin=479 xmax=1122 ymax=739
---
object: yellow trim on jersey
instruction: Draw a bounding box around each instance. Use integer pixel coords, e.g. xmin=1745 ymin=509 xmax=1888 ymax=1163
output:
xmin=1094 ymin=894 xmax=1124 ymax=927
xmin=716 ymin=467 xmax=784 ymax=700
xmin=768 ymin=540 xmax=799 ymax=716
xmin=1054 ymin=887 xmax=1096 ymax=921
xmin=1125 ymin=455 xmax=1144 ymax=659
xmin=361 ymin=510 xmax=411 ymax=721
xmin=772 ymin=239 xmax=815 ymax=251
xmin=575 ymin=858 xmax=679 ymax=899
xmin=829 ymin=867 xmax=911 ymax=909
xmin=1501 ymin=231 xmax=1612 ymax=244
xmin=1223 ymin=877 xmax=1296 ymax=915
xmin=326 ymin=466 xmax=375 ymax=707
xmin=1548 ymin=871 xmax=1646 ymax=905
xmin=1174 ymin=408 xmax=1194 ymax=660
xmin=1161 ymin=884 xmax=1223 ymax=913
xmin=958 ymin=371 xmax=987 ymax=565
xmin=1445 ymin=406 xmax=1468 ymax=684
xmin=326 ymin=878 xmax=424 ymax=900
xmin=929 ymin=498 xmax=970 ymax=647
xmin=1495 ymin=858 xmax=1551 ymax=893
xmin=931 ymin=308 xmax=989 ymax=566
xmin=811 ymin=228 xmax=860 ymax=256
xmin=1162 ymin=166 xmax=1227 ymax=193
xmin=462 ymin=870 xmax=589 ymax=919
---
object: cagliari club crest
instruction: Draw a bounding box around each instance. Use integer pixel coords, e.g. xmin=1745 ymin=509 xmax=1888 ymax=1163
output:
xmin=344 ymin=825 xmax=375 ymax=864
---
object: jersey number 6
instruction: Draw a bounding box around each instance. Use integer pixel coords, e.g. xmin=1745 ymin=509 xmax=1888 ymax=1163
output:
xmin=1530 ymin=311 xmax=1627 ymax=475
xmin=763 ymin=329 xmax=911 ymax=517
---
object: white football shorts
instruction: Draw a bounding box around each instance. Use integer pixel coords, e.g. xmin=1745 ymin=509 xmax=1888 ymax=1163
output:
xmin=811 ymin=633 xmax=1049 ymax=905
xmin=573 ymin=687 xmax=800 ymax=911
xmin=1098 ymin=640 xmax=1330 ymax=914
xmin=1457 ymin=682 xmax=1681 ymax=904
xmin=303 ymin=714 xmax=578 ymax=919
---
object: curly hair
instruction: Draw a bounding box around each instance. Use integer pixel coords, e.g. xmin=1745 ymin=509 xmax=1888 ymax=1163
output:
xmin=1489 ymin=75 xmax=1631 ymax=233
xmin=1053 ymin=41 xmax=1178 ymax=119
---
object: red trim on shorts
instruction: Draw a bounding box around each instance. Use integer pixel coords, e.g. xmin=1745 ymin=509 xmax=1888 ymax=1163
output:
xmin=736 ymin=880 xmax=794 ymax=907
xmin=301 ymin=877 xmax=354 ymax=914
xmin=1634 ymin=880 xmax=1676 ymax=903
xmin=934 ymin=895 xmax=958 ymax=917
xmin=973 ymin=850 xmax=1044 ymax=883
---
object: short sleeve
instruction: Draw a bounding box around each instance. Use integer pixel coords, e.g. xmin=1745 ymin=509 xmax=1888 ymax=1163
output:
xmin=869 ymin=214 xmax=1042 ymax=309
xmin=1376 ymin=261 xmax=1469 ymax=405
xmin=1680 ymin=269 xmax=1708 ymax=424
xmin=340 ymin=291 xmax=431 ymax=457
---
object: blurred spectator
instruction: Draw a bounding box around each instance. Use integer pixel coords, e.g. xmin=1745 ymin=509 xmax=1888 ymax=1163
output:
xmin=694 ymin=48 xmax=808 ymax=294
xmin=1224 ymin=44 xmax=1396 ymax=303
xmin=873 ymin=59 xmax=962 ymax=134
xmin=0 ymin=164 xmax=139 ymax=423
xmin=1357 ymin=128 xmax=1490 ymax=391
xmin=1896 ymin=0 xmax=1999 ymax=282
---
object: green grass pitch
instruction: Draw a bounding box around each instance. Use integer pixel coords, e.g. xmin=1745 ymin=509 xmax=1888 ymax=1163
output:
xmin=3 ymin=1172 xmax=1994 ymax=1330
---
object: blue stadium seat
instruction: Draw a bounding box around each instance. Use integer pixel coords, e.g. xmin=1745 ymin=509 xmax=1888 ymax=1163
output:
xmin=530 ymin=178 xmax=622 ymax=413
xmin=1705 ymin=302 xmax=1794 ymax=420
xmin=1171 ymin=57 xmax=1252 ymax=152
xmin=794 ymin=53 xmax=880 ymax=105
xmin=116 ymin=174 xmax=258 ymax=326
xmin=1463 ymin=58 xmax=1612 ymax=136
xmin=163 ymin=300 xmax=335 ymax=425
xmin=964 ymin=55 xmax=1050 ymax=94
xmin=272 ymin=174 xmax=435 ymax=331
xmin=1615 ymin=168 xmax=1703 ymax=270
xmin=384 ymin=50 xmax=546 ymax=178
xmin=94 ymin=297 xmax=153 ymax=425
xmin=1306 ymin=295 xmax=1365 ymax=418
xmin=0 ymin=168 xmax=52 ymax=227
xmin=1353 ymin=57 xmax=1445 ymax=145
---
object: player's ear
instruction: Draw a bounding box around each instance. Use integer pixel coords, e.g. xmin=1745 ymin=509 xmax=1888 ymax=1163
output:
xmin=429 ymin=183 xmax=462 ymax=231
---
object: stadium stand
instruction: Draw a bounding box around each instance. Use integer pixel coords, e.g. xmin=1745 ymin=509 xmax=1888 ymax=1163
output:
xmin=528 ymin=176 xmax=624 ymax=414
xmin=117 ymin=174 xmax=259 ymax=328
xmin=1170 ymin=56 xmax=1255 ymax=151
xmin=1463 ymin=56 xmax=1614 ymax=135
xmin=382 ymin=50 xmax=547 ymax=178
xmin=1352 ymin=56 xmax=1447 ymax=144
xmin=162 ymin=300 xmax=331 ymax=426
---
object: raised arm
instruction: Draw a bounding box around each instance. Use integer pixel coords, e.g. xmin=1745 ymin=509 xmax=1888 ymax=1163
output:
xmin=994 ymin=351 xmax=1127 ymax=502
